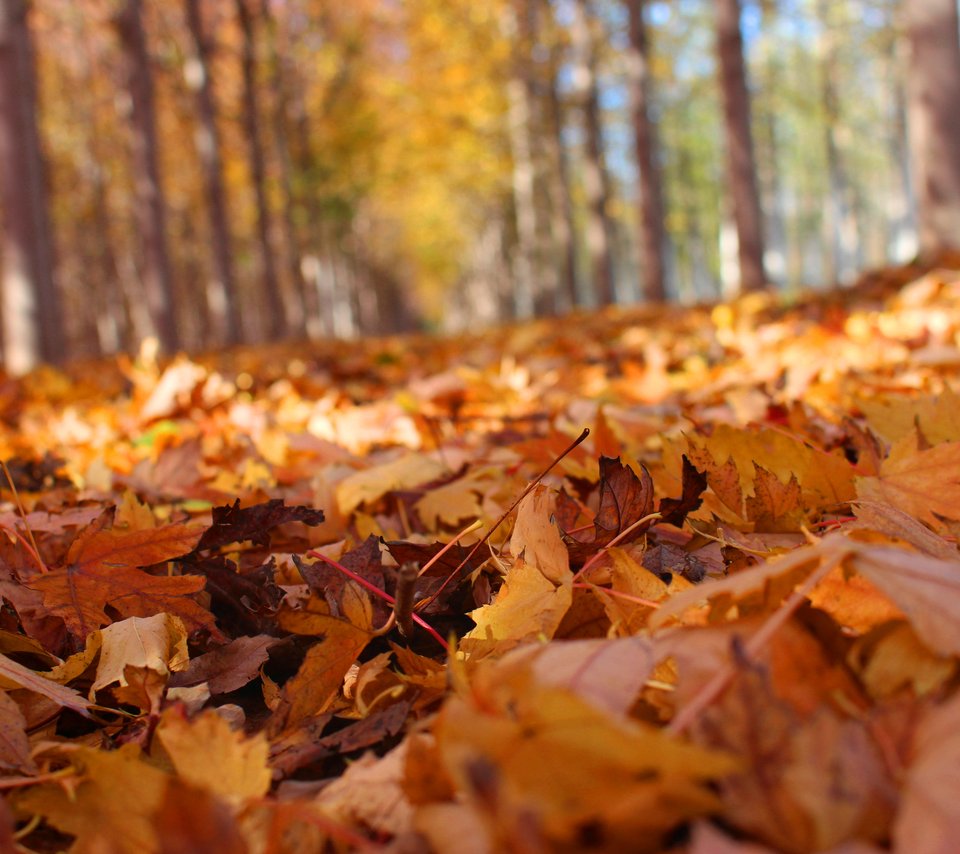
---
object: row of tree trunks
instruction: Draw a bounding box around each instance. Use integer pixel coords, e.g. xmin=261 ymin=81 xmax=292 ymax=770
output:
xmin=4 ymin=0 xmax=960 ymax=370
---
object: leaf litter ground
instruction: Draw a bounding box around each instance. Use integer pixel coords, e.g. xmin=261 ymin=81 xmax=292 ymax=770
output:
xmin=3 ymin=262 xmax=960 ymax=853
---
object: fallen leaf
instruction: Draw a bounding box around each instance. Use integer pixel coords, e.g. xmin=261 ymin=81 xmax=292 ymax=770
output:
xmin=153 ymin=780 xmax=250 ymax=854
xmin=336 ymin=452 xmax=447 ymax=515
xmin=155 ymin=707 xmax=271 ymax=805
xmin=464 ymin=557 xmax=571 ymax=647
xmin=14 ymin=744 xmax=169 ymax=854
xmin=692 ymin=656 xmax=893 ymax=853
xmin=856 ymin=431 xmax=960 ymax=531
xmin=269 ymin=617 xmax=372 ymax=734
xmin=510 ymin=485 xmax=570 ymax=584
xmin=91 ymin=613 xmax=189 ymax=697
xmin=169 ymin=635 xmax=278 ymax=695
xmin=436 ymin=664 xmax=736 ymax=849
xmin=563 ymin=457 xmax=655 ymax=563
xmin=26 ymin=518 xmax=216 ymax=640
xmin=195 ymin=499 xmax=325 ymax=551
xmin=0 ymin=652 xmax=91 ymax=717
xmin=0 ymin=690 xmax=35 ymax=773
xmin=314 ymin=741 xmax=414 ymax=837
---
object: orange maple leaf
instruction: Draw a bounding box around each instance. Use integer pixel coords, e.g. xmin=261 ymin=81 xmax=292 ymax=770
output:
xmin=26 ymin=518 xmax=218 ymax=641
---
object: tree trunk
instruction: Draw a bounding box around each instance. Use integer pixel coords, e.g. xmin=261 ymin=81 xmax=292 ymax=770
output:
xmin=543 ymin=6 xmax=579 ymax=311
xmin=625 ymin=0 xmax=667 ymax=302
xmin=816 ymin=0 xmax=859 ymax=284
xmin=571 ymin=0 xmax=616 ymax=306
xmin=113 ymin=0 xmax=179 ymax=353
xmin=236 ymin=0 xmax=286 ymax=341
xmin=715 ymin=0 xmax=766 ymax=292
xmin=184 ymin=0 xmax=242 ymax=346
xmin=505 ymin=0 xmax=538 ymax=319
xmin=756 ymin=0 xmax=787 ymax=287
xmin=259 ymin=0 xmax=309 ymax=339
xmin=903 ymin=0 xmax=960 ymax=255
xmin=0 ymin=0 xmax=67 ymax=373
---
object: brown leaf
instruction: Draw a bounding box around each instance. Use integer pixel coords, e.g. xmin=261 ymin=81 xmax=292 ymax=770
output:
xmin=154 ymin=780 xmax=250 ymax=854
xmin=0 ymin=652 xmax=91 ymax=717
xmin=746 ymin=465 xmax=804 ymax=532
xmin=169 ymin=634 xmax=278 ymax=695
xmin=195 ymin=499 xmax=325 ymax=551
xmin=564 ymin=456 xmax=655 ymax=563
xmin=0 ymin=690 xmax=35 ymax=773
xmin=692 ymin=655 xmax=894 ymax=853
xmin=26 ymin=520 xmax=216 ymax=640
xmin=269 ymin=617 xmax=372 ymax=734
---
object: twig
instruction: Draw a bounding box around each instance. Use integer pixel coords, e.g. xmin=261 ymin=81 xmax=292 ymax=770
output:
xmin=306 ymin=549 xmax=448 ymax=651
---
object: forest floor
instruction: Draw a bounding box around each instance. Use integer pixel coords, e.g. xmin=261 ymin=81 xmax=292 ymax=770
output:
xmin=1 ymin=259 xmax=959 ymax=853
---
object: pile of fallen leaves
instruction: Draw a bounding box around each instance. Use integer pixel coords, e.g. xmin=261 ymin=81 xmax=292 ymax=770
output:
xmin=1 ymin=261 xmax=959 ymax=853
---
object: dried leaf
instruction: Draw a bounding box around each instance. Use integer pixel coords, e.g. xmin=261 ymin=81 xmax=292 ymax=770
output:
xmin=15 ymin=744 xmax=169 ymax=854
xmin=269 ymin=617 xmax=372 ymax=734
xmin=26 ymin=520 xmax=215 ymax=640
xmin=856 ymin=431 xmax=960 ymax=531
xmin=0 ymin=691 xmax=35 ymax=773
xmin=91 ymin=613 xmax=189 ymax=696
xmin=336 ymin=452 xmax=447 ymax=515
xmin=156 ymin=708 xmax=271 ymax=804
xmin=0 ymin=652 xmax=91 ymax=717
xmin=196 ymin=499 xmax=325 ymax=551
xmin=465 ymin=557 xmax=571 ymax=646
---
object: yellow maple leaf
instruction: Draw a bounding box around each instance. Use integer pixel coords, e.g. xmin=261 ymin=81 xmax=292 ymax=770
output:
xmin=155 ymin=708 xmax=271 ymax=805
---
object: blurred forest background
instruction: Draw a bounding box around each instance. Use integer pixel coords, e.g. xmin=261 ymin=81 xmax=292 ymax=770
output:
xmin=1 ymin=0 xmax=959 ymax=374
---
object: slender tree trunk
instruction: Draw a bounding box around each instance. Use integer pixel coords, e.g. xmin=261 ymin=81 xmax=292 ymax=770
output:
xmin=0 ymin=0 xmax=67 ymax=372
xmin=184 ymin=0 xmax=242 ymax=346
xmin=259 ymin=0 xmax=308 ymax=338
xmin=884 ymin=22 xmax=917 ymax=260
xmin=505 ymin=0 xmax=538 ymax=318
xmin=113 ymin=0 xmax=179 ymax=353
xmin=625 ymin=0 xmax=667 ymax=302
xmin=236 ymin=0 xmax=286 ymax=341
xmin=715 ymin=0 xmax=766 ymax=292
xmin=903 ymin=0 xmax=960 ymax=255
xmin=817 ymin=0 xmax=859 ymax=284
xmin=571 ymin=0 xmax=616 ymax=306
xmin=756 ymin=0 xmax=787 ymax=287
xmin=543 ymin=20 xmax=579 ymax=311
